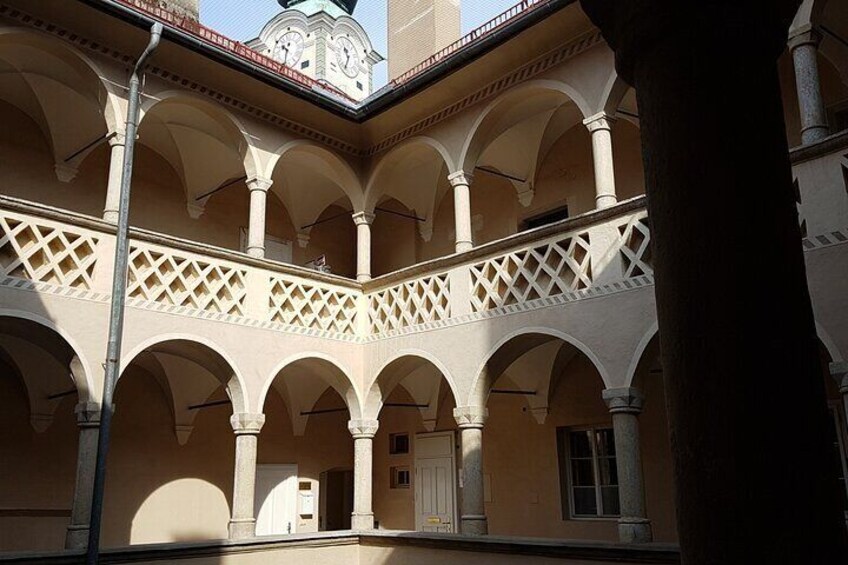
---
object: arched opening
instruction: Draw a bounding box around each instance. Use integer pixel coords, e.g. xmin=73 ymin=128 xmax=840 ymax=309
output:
xmin=258 ymin=356 xmax=358 ymax=535
xmin=0 ymin=32 xmax=113 ymax=215
xmin=0 ymin=315 xmax=91 ymax=552
xmin=104 ymin=338 xmax=245 ymax=547
xmin=268 ymin=143 xmax=362 ymax=277
xmin=471 ymin=330 xmax=647 ymax=540
xmin=133 ymin=95 xmax=259 ymax=251
xmin=365 ymin=354 xmax=460 ymax=531
xmin=365 ymin=138 xmax=453 ymax=273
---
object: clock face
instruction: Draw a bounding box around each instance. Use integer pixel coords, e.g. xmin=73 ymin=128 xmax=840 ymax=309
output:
xmin=334 ymin=36 xmax=360 ymax=78
xmin=273 ymin=30 xmax=305 ymax=67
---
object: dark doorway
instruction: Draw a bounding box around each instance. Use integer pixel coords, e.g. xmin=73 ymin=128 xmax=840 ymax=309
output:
xmin=320 ymin=468 xmax=353 ymax=531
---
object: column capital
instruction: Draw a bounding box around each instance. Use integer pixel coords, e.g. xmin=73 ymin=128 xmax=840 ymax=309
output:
xmin=352 ymin=211 xmax=376 ymax=226
xmin=246 ymin=177 xmax=273 ymax=192
xmin=788 ymin=24 xmax=822 ymax=51
xmin=108 ymin=131 xmax=127 ymax=147
xmin=230 ymin=413 xmax=265 ymax=435
xmin=583 ymin=112 xmax=617 ymax=133
xmin=348 ymin=419 xmax=379 ymax=439
xmin=831 ymin=362 xmax=848 ymax=394
xmin=448 ymin=171 xmax=474 ymax=187
xmin=603 ymin=387 xmax=644 ymax=414
xmin=453 ymin=405 xmax=488 ymax=429
xmin=296 ymin=232 xmax=311 ymax=248
xmin=74 ymin=402 xmax=101 ymax=428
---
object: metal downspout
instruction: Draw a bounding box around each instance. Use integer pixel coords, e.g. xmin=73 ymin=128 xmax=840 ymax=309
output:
xmin=85 ymin=22 xmax=163 ymax=565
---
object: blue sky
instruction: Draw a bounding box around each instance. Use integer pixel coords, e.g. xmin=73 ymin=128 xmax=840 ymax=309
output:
xmin=200 ymin=0 xmax=519 ymax=86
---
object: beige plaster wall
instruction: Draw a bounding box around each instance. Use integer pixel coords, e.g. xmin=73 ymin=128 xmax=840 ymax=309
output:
xmin=0 ymin=364 xmax=77 ymax=552
xmin=102 ymin=366 xmax=235 ymax=547
xmin=366 ymin=353 xmax=676 ymax=542
xmin=371 ymin=383 xmax=458 ymax=531
xmin=258 ymin=388 xmax=354 ymax=534
xmin=371 ymin=199 xmax=418 ymax=277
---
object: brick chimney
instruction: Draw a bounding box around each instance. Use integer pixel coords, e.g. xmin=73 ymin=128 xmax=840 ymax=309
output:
xmin=158 ymin=0 xmax=200 ymax=20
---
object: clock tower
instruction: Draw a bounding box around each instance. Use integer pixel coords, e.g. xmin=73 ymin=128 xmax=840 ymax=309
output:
xmin=247 ymin=0 xmax=383 ymax=101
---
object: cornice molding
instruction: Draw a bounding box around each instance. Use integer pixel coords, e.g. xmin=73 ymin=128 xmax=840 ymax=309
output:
xmin=0 ymin=2 xmax=362 ymax=156
xmin=0 ymin=2 xmax=603 ymax=161
xmin=364 ymin=30 xmax=604 ymax=157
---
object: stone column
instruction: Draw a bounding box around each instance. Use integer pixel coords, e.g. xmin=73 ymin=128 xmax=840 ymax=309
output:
xmin=348 ymin=419 xmax=379 ymax=530
xmin=65 ymin=402 xmax=101 ymax=549
xmin=246 ymin=177 xmax=274 ymax=259
xmin=833 ymin=362 xmax=848 ymax=434
xmin=789 ymin=27 xmax=829 ymax=145
xmin=353 ymin=212 xmax=375 ymax=283
xmin=448 ymin=172 xmax=474 ymax=253
xmin=584 ymin=112 xmax=618 ymax=209
xmin=602 ymin=388 xmax=652 ymax=544
xmin=228 ymin=413 xmax=265 ymax=539
xmin=454 ymin=406 xmax=487 ymax=535
xmin=579 ymin=1 xmax=848 ymax=561
xmin=102 ymin=132 xmax=126 ymax=223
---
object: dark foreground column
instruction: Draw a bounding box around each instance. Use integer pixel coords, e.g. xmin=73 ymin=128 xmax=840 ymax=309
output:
xmin=579 ymin=2 xmax=848 ymax=562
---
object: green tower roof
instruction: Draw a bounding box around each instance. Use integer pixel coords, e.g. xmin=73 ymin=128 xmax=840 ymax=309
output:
xmin=278 ymin=0 xmax=357 ymax=16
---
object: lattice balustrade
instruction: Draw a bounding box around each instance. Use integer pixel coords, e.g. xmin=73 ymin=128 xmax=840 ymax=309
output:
xmin=0 ymin=213 xmax=100 ymax=290
xmin=127 ymin=246 xmax=247 ymax=316
xmin=268 ymin=277 xmax=358 ymax=335
xmin=617 ymin=214 xmax=653 ymax=278
xmin=369 ymin=274 xmax=451 ymax=333
xmin=470 ymin=233 xmax=593 ymax=312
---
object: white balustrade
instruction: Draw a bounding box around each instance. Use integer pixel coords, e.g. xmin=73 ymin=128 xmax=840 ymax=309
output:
xmin=368 ymin=273 xmax=451 ymax=334
xmin=1 ymin=195 xmax=660 ymax=339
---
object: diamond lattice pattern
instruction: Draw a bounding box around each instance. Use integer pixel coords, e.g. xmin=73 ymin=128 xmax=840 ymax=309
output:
xmin=470 ymin=233 xmax=593 ymax=313
xmin=268 ymin=277 xmax=358 ymax=335
xmin=127 ymin=246 xmax=247 ymax=316
xmin=617 ymin=214 xmax=653 ymax=278
xmin=0 ymin=214 xmax=100 ymax=290
xmin=369 ymin=274 xmax=451 ymax=333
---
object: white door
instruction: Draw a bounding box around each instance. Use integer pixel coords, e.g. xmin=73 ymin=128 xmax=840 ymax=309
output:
xmin=415 ymin=432 xmax=457 ymax=533
xmin=255 ymin=464 xmax=298 ymax=536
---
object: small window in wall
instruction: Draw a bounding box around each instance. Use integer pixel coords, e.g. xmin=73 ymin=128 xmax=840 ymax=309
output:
xmin=557 ymin=427 xmax=620 ymax=519
xmin=390 ymin=433 xmax=410 ymax=455
xmin=391 ymin=466 xmax=411 ymax=489
xmin=523 ymin=205 xmax=570 ymax=231
xmin=356 ymin=81 xmax=364 ymax=91
xmin=301 ymin=60 xmax=310 ymax=70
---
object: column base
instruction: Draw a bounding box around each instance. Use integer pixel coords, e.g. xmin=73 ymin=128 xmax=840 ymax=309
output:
xmin=460 ymin=514 xmax=488 ymax=535
xmin=618 ymin=517 xmax=652 ymax=544
xmin=228 ymin=518 xmax=257 ymax=540
xmin=65 ymin=524 xmax=89 ymax=550
xmin=102 ymin=210 xmax=118 ymax=223
xmin=351 ymin=512 xmax=375 ymax=530
xmin=455 ymin=242 xmax=473 ymax=254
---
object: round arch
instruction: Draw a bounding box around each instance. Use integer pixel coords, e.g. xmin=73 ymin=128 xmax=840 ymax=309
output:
xmin=0 ymin=27 xmax=118 ymax=171
xmin=459 ymin=79 xmax=592 ymax=174
xmin=0 ymin=309 xmax=95 ymax=402
xmin=364 ymin=136 xmax=455 ymax=212
xmin=469 ymin=326 xmax=611 ymax=406
xmin=265 ymin=139 xmax=364 ymax=210
xmin=364 ymin=350 xmax=461 ymax=421
xmin=120 ymin=333 xmax=249 ymax=414
xmin=259 ymin=352 xmax=361 ymax=420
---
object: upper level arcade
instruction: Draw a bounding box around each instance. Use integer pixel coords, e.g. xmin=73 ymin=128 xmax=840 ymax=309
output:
xmin=0 ymin=0 xmax=847 ymax=557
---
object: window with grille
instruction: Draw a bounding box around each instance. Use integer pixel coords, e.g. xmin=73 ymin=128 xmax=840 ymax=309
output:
xmin=557 ymin=427 xmax=620 ymax=519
